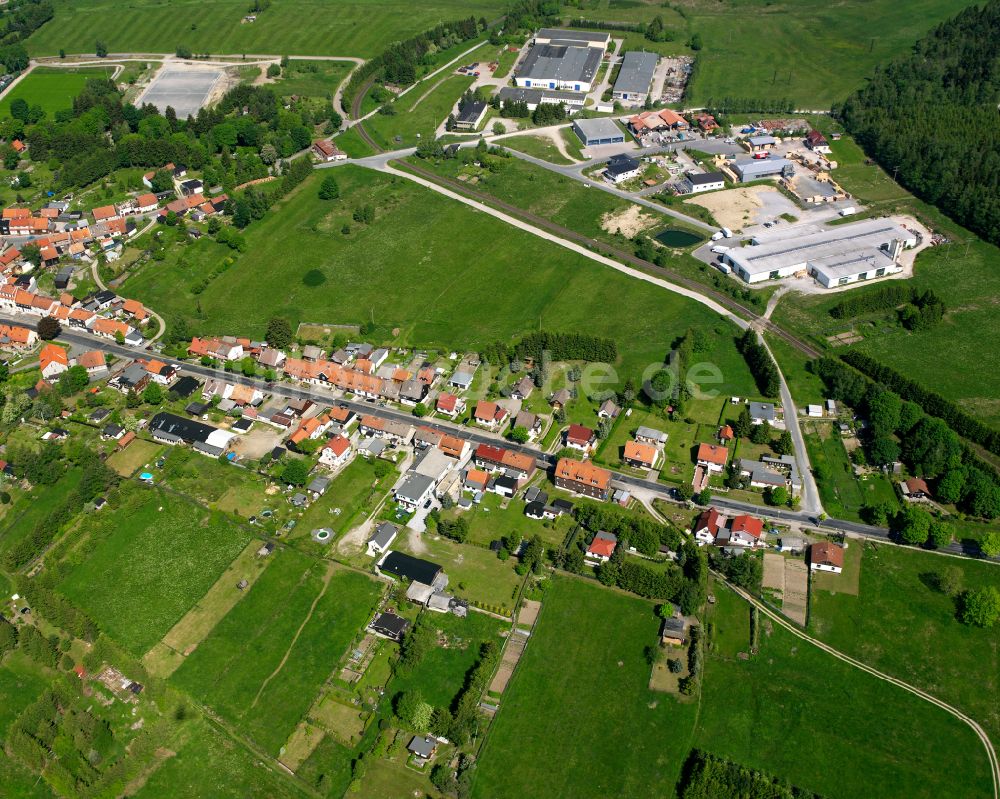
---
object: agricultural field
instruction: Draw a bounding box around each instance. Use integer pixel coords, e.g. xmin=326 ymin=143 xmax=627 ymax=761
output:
xmin=801 ymin=421 xmax=898 ymax=522
xmin=809 ymin=543 xmax=1000 ymax=750
xmin=26 ymin=0 xmax=502 ymax=58
xmin=0 ymin=67 xmax=113 ymax=117
xmin=680 ymin=0 xmax=974 ymax=106
xmin=130 ymin=717 xmax=304 ymax=799
xmin=56 ymin=486 xmax=252 ymax=654
xmin=171 ymin=550 xmax=381 ymax=755
xmin=697 ymin=579 xmax=995 ymax=799
xmin=123 ymin=166 xmax=758 ymax=388
xmin=473 ymin=576 xmax=699 ymax=799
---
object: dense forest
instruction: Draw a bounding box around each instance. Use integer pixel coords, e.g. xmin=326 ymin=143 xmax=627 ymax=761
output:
xmin=838 ymin=1 xmax=1000 ymax=245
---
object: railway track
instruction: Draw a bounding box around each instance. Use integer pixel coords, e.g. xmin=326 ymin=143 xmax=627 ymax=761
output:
xmin=397 ymin=158 xmax=823 ymax=359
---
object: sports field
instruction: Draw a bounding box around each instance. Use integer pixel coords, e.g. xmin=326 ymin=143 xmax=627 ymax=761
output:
xmin=57 ymin=487 xmax=252 ymax=654
xmin=26 ymin=0 xmax=502 ymax=58
xmin=123 ymin=166 xmax=758 ymax=391
xmin=171 ymin=550 xmax=381 ymax=755
xmin=810 ymin=543 xmax=1000 ymax=749
xmin=696 ymin=580 xmax=994 ymax=799
xmin=0 ymin=67 xmax=113 ymax=117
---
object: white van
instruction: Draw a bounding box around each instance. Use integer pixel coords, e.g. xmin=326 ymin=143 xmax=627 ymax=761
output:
xmin=839 ymin=206 xmax=857 ymax=217
xmin=716 ymin=263 xmax=732 ymax=274
xmin=710 ymin=245 xmax=730 ymax=254
xmin=721 ymin=227 xmax=733 ymax=238
xmin=711 ymin=231 xmax=724 ymax=241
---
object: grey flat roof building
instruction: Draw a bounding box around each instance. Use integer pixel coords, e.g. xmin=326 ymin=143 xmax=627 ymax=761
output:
xmin=613 ymin=51 xmax=658 ymax=98
xmin=535 ymin=28 xmax=610 ymax=47
xmin=517 ymin=43 xmax=602 ymax=89
xmin=732 ymin=158 xmax=794 ymax=182
xmin=573 ymin=117 xmax=626 ymax=146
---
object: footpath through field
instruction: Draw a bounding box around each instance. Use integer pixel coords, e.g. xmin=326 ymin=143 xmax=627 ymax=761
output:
xmin=721 ymin=574 xmax=1000 ymax=799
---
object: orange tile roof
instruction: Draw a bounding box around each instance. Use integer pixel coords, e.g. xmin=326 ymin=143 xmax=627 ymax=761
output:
xmin=93 ymin=317 xmax=129 ymax=336
xmin=323 ymin=435 xmax=351 ymax=457
xmin=465 ymin=468 xmax=489 ymax=487
xmin=0 ymin=323 xmax=33 ymax=345
xmin=624 ymin=440 xmax=657 ymax=465
xmin=136 ymin=193 xmax=158 ymax=208
xmin=555 ymin=458 xmax=611 ymax=490
xmin=3 ymin=207 xmax=29 ymax=219
xmin=439 ymin=434 xmax=467 ymax=459
xmin=92 ymin=205 xmax=117 ymax=221
xmin=39 ymin=343 xmax=68 ymax=371
xmin=696 ymin=443 xmax=729 ymax=466
xmin=587 ymin=532 xmax=617 ymax=558
xmin=78 ymin=350 xmax=105 ymax=369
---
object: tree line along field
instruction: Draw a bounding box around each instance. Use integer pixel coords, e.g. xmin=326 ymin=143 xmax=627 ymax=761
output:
xmin=473 ymin=575 xmax=995 ymax=799
xmin=25 ymin=0 xmax=502 ymax=58
xmin=809 ymin=542 xmax=1000 ymax=751
xmin=123 ymin=166 xmax=760 ymax=395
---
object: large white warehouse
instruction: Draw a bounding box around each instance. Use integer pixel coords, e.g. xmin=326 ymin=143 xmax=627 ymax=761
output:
xmin=723 ymin=218 xmax=918 ymax=286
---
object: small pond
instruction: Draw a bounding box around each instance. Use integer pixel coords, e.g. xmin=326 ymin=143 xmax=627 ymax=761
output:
xmin=655 ymin=228 xmax=704 ymax=248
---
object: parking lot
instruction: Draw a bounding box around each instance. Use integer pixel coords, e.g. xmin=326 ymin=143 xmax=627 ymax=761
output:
xmin=139 ymin=67 xmax=223 ymax=118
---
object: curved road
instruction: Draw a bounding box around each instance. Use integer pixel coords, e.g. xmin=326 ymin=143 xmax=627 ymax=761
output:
xmin=722 ymin=576 xmax=1000 ymax=799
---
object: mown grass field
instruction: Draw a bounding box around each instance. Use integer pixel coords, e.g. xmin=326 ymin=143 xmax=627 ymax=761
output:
xmin=682 ymin=0 xmax=974 ymax=106
xmin=57 ymin=487 xmax=252 ymax=654
xmin=124 ymin=166 xmax=758 ymax=390
xmin=697 ymin=579 xmax=994 ymax=799
xmin=171 ymin=550 xmax=381 ymax=755
xmin=271 ymin=60 xmax=351 ymax=99
xmin=0 ymin=67 xmax=113 ymax=117
xmin=809 ymin=543 xmax=1000 ymax=750
xmin=478 ymin=574 xmax=995 ymax=799
xmin=473 ymin=576 xmax=699 ymax=799
xmin=26 ymin=0 xmax=502 ymax=58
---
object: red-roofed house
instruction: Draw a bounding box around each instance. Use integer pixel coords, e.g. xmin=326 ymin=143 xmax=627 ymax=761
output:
xmin=692 ymin=507 xmax=722 ymax=546
xmin=0 ymin=323 xmax=37 ymax=349
xmin=810 ymin=541 xmax=844 ymax=573
xmin=718 ymin=424 xmax=734 ymax=443
xmin=319 ymin=435 xmax=352 ymax=468
xmin=696 ymin=443 xmax=729 ymax=473
xmin=92 ymin=205 xmax=118 ymax=222
xmin=900 ymin=477 xmax=931 ymax=502
xmin=586 ymin=530 xmax=618 ymax=562
xmin=565 ymin=424 xmax=596 ymax=452
xmin=624 ymin=440 xmax=658 ymax=469
xmin=717 ymin=514 xmax=764 ymax=548
xmin=436 ymin=392 xmax=464 ymax=417
xmin=135 ymin=193 xmax=158 ymax=213
xmin=312 ymin=139 xmax=347 ymax=162
xmin=474 ymin=400 xmax=508 ymax=430
xmin=76 ymin=350 xmax=108 ymax=376
xmin=39 ymin=343 xmax=69 ymax=380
